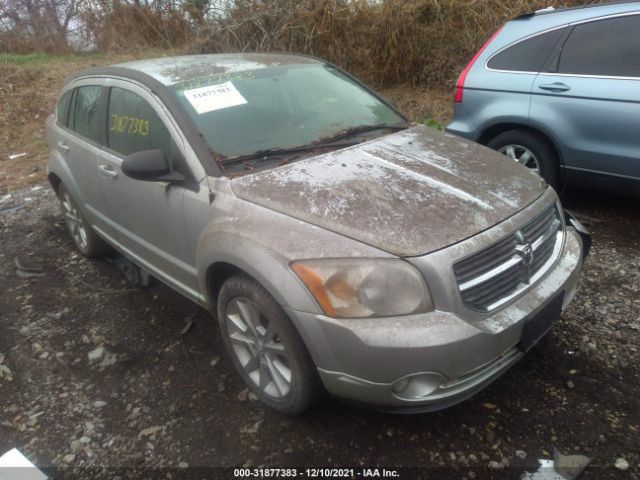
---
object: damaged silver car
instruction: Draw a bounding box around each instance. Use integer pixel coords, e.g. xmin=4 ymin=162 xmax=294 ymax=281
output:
xmin=46 ymin=54 xmax=590 ymax=414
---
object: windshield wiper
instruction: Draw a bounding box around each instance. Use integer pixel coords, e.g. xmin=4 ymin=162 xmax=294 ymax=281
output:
xmin=220 ymin=140 xmax=359 ymax=166
xmin=220 ymin=123 xmax=408 ymax=166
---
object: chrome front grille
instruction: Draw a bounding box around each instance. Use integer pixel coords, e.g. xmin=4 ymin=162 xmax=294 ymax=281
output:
xmin=454 ymin=205 xmax=564 ymax=312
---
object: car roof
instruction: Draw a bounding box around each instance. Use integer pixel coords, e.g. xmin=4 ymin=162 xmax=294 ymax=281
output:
xmin=112 ymin=53 xmax=322 ymax=86
xmin=66 ymin=53 xmax=323 ymax=89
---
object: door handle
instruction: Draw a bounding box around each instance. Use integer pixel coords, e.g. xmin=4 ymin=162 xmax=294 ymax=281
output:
xmin=99 ymin=164 xmax=119 ymax=179
xmin=539 ymin=82 xmax=571 ymax=93
xmin=57 ymin=141 xmax=70 ymax=152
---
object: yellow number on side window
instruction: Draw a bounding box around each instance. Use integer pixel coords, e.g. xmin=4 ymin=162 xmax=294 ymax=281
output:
xmin=109 ymin=114 xmax=149 ymax=136
xmin=139 ymin=120 xmax=149 ymax=136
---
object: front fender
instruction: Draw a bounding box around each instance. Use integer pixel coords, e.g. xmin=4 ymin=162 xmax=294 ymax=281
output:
xmin=195 ymin=229 xmax=321 ymax=314
xmin=194 ymin=185 xmax=394 ymax=314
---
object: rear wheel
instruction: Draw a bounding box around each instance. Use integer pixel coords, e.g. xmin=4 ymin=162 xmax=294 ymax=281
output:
xmin=487 ymin=130 xmax=561 ymax=191
xmin=217 ymin=274 xmax=320 ymax=414
xmin=57 ymin=183 xmax=110 ymax=258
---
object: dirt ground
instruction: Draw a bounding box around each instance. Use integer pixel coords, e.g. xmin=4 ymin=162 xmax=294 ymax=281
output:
xmin=0 ymin=182 xmax=638 ymax=480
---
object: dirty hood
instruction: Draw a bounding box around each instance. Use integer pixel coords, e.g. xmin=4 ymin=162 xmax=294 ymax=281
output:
xmin=230 ymin=125 xmax=546 ymax=256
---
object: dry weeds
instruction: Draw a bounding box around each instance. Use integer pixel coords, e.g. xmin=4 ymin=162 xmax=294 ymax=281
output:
xmin=197 ymin=0 xmax=597 ymax=87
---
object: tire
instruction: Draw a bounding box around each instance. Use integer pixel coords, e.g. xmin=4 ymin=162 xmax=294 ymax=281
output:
xmin=57 ymin=183 xmax=110 ymax=258
xmin=217 ymin=274 xmax=321 ymax=414
xmin=487 ymin=129 xmax=561 ymax=191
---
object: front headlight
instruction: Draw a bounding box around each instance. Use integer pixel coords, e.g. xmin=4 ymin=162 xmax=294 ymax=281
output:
xmin=291 ymin=259 xmax=433 ymax=318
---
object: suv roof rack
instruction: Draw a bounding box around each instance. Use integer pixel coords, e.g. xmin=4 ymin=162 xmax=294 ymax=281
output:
xmin=514 ymin=0 xmax=639 ymax=20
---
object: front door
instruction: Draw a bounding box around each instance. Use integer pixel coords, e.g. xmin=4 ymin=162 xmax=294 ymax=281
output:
xmin=96 ymin=81 xmax=202 ymax=299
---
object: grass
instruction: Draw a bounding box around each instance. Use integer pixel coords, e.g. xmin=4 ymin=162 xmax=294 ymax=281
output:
xmin=382 ymin=85 xmax=453 ymax=127
xmin=419 ymin=118 xmax=445 ymax=130
xmin=0 ymin=52 xmax=105 ymax=65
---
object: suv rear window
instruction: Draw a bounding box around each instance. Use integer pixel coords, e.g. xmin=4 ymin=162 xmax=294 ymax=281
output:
xmin=557 ymin=15 xmax=640 ymax=77
xmin=487 ymin=28 xmax=565 ymax=72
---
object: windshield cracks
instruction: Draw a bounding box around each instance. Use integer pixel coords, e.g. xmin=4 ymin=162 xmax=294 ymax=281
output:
xmin=218 ymin=123 xmax=409 ymax=177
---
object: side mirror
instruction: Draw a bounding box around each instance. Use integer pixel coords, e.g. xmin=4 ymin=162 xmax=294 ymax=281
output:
xmin=121 ymin=149 xmax=184 ymax=183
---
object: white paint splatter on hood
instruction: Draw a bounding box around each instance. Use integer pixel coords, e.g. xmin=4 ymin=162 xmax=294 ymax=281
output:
xmin=231 ymin=125 xmax=545 ymax=256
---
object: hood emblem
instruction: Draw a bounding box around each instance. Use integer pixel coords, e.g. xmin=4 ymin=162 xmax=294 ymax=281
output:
xmin=515 ymin=231 xmax=534 ymax=282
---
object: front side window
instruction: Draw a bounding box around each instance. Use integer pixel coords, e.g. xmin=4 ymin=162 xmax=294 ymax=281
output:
xmin=72 ymin=86 xmax=102 ymax=143
xmin=170 ymin=64 xmax=405 ymax=160
xmin=487 ymin=28 xmax=565 ymax=72
xmin=557 ymin=15 xmax=640 ymax=77
xmin=107 ymin=87 xmax=172 ymax=164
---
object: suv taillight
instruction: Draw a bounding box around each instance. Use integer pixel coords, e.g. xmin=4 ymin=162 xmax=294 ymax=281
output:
xmin=454 ymin=27 xmax=504 ymax=103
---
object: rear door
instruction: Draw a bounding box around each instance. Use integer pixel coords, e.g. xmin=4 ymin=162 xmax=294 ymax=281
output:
xmin=56 ymin=82 xmax=111 ymax=227
xmin=460 ymin=26 xmax=566 ymax=138
xmin=96 ymin=80 xmax=205 ymax=299
xmin=530 ymin=13 xmax=640 ymax=185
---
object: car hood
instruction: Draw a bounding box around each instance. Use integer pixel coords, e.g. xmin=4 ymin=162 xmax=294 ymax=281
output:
xmin=230 ymin=125 xmax=546 ymax=256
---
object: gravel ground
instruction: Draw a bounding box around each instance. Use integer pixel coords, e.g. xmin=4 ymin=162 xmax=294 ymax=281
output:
xmin=0 ymin=184 xmax=638 ymax=480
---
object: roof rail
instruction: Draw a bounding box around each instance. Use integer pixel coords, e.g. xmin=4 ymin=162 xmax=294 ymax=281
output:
xmin=514 ymin=0 xmax=639 ymax=20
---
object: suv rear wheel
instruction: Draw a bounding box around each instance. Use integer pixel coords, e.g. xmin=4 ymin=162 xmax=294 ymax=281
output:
xmin=217 ymin=274 xmax=321 ymax=414
xmin=487 ymin=130 xmax=560 ymax=191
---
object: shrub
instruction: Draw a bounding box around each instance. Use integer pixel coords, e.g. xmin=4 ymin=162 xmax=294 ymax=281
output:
xmin=195 ymin=0 xmax=595 ymax=87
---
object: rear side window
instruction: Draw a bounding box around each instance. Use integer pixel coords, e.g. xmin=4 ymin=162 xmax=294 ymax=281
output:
xmin=487 ymin=28 xmax=565 ymax=72
xmin=56 ymin=90 xmax=72 ymax=126
xmin=558 ymin=15 xmax=640 ymax=77
xmin=72 ymin=86 xmax=102 ymax=143
xmin=107 ymin=87 xmax=171 ymax=164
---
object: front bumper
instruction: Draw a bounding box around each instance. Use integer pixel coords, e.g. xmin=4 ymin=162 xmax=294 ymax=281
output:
xmin=565 ymin=210 xmax=592 ymax=259
xmin=286 ymin=225 xmax=585 ymax=411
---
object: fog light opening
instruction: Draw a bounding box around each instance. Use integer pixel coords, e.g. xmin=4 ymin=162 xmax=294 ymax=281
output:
xmin=391 ymin=373 xmax=445 ymax=400
xmin=391 ymin=378 xmax=411 ymax=394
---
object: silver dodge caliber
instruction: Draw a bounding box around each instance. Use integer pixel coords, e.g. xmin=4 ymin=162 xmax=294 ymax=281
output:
xmin=46 ymin=54 xmax=590 ymax=414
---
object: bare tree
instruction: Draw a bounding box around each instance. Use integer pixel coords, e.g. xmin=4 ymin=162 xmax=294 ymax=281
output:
xmin=0 ymin=0 xmax=77 ymax=52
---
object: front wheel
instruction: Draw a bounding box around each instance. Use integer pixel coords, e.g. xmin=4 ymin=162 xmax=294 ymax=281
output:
xmin=217 ymin=274 xmax=321 ymax=414
xmin=487 ymin=130 xmax=561 ymax=191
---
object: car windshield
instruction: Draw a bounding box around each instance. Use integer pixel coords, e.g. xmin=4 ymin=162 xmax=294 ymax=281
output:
xmin=170 ymin=64 xmax=406 ymax=160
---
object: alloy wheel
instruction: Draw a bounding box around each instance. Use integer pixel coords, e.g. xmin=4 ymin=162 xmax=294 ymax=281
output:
xmin=499 ymin=144 xmax=541 ymax=174
xmin=60 ymin=191 xmax=89 ymax=250
xmin=224 ymin=297 xmax=292 ymax=398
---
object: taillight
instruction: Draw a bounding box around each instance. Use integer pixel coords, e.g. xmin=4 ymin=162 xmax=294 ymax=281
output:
xmin=454 ymin=26 xmax=504 ymax=103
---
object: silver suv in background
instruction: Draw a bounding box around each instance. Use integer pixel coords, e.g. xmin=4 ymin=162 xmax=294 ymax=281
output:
xmin=47 ymin=54 xmax=589 ymax=414
xmin=447 ymin=2 xmax=640 ymax=195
